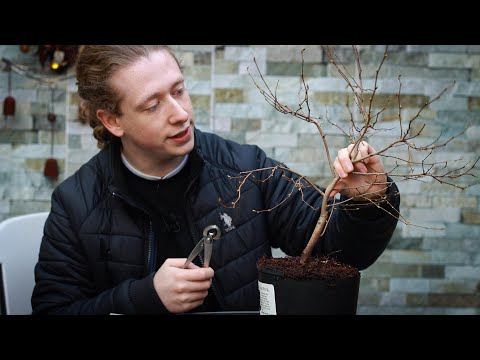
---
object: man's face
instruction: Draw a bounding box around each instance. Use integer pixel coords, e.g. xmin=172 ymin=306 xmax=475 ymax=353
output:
xmin=109 ymin=49 xmax=195 ymax=165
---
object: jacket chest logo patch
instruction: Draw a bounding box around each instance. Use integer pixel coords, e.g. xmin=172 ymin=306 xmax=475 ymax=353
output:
xmin=220 ymin=212 xmax=236 ymax=233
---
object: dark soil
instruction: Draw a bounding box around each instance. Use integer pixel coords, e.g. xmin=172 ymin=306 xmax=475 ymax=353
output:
xmin=257 ymin=256 xmax=359 ymax=280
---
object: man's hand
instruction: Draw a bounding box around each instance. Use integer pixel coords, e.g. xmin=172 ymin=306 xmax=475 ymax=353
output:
xmin=153 ymin=258 xmax=214 ymax=313
xmin=330 ymin=141 xmax=387 ymax=202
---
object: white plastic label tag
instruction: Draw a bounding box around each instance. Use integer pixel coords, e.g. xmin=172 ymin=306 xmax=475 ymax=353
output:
xmin=258 ymin=281 xmax=277 ymax=315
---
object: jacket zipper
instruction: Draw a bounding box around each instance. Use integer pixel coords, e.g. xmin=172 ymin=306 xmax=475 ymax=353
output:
xmin=111 ymin=191 xmax=155 ymax=275
xmin=147 ymin=220 xmax=155 ymax=273
xmin=184 ymin=175 xmax=219 ymax=302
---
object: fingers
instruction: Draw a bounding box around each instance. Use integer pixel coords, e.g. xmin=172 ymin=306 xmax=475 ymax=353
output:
xmin=354 ymin=141 xmax=371 ymax=163
xmin=182 ymin=266 xmax=214 ymax=282
xmin=329 ymin=180 xmax=345 ymax=198
xmin=163 ymin=258 xmax=214 ymax=281
xmin=154 ymin=259 xmax=215 ymax=313
xmin=174 ymin=279 xmax=212 ymax=293
xmin=335 ymin=141 xmax=375 ymax=178
xmin=335 ymin=148 xmax=353 ymax=178
xmin=165 ymin=258 xmax=200 ymax=269
xmin=332 ymin=141 xmax=388 ymax=201
xmin=178 ymin=290 xmax=209 ymax=303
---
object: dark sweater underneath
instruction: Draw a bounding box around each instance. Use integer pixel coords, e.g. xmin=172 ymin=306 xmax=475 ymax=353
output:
xmin=122 ymin=155 xmax=220 ymax=313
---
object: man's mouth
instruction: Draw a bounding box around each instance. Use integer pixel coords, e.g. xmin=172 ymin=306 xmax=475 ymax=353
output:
xmin=171 ymin=127 xmax=189 ymax=139
xmin=168 ymin=126 xmax=192 ymax=144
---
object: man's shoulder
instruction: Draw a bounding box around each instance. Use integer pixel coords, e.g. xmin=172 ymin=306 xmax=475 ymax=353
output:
xmin=195 ymin=128 xmax=261 ymax=169
xmin=55 ymin=148 xmax=107 ymax=197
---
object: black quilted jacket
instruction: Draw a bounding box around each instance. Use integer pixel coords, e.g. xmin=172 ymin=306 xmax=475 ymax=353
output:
xmin=31 ymin=128 xmax=400 ymax=314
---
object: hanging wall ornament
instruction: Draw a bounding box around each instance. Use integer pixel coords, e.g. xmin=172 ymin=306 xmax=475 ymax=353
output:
xmin=44 ymin=85 xmax=59 ymax=180
xmin=3 ymin=64 xmax=15 ymax=118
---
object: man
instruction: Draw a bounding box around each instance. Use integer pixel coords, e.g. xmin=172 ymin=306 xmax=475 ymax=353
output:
xmin=31 ymin=46 xmax=400 ymax=314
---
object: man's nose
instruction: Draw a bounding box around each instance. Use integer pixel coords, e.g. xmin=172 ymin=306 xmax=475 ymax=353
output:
xmin=167 ymin=97 xmax=188 ymax=123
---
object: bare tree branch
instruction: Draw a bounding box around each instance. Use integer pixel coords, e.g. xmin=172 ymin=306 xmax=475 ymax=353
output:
xmin=239 ymin=45 xmax=479 ymax=264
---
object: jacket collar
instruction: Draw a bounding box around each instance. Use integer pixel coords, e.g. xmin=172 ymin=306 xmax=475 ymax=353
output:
xmin=99 ymin=133 xmax=205 ymax=205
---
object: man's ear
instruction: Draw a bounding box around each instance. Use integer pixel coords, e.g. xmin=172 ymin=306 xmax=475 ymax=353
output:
xmin=96 ymin=109 xmax=124 ymax=137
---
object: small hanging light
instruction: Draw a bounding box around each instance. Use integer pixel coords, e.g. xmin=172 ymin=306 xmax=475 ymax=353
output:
xmin=19 ymin=45 xmax=30 ymax=53
xmin=50 ymin=49 xmax=65 ymax=71
xmin=3 ymin=64 xmax=15 ymax=118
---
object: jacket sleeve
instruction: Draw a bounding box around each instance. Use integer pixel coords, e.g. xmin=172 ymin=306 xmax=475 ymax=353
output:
xmin=256 ymin=147 xmax=400 ymax=270
xmin=31 ymin=188 xmax=168 ymax=315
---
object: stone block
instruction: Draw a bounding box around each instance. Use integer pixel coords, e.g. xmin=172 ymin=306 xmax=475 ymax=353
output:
xmin=172 ymin=45 xmax=214 ymax=52
xmin=215 ymin=103 xmax=267 ymax=119
xmin=191 ymin=95 xmax=210 ymax=110
xmin=431 ymin=194 xmax=478 ymax=209
xmin=468 ymin=97 xmax=480 ymax=110
xmin=358 ymin=278 xmax=390 ymax=292
xmin=24 ymin=158 xmax=47 ymax=172
xmin=231 ymin=118 xmax=261 ymax=132
xmin=245 ymin=132 xmax=297 ymax=148
xmin=431 ymin=250 xmax=470 ymax=265
xmin=194 ymin=52 xmax=211 ymax=65
xmin=10 ymin=200 xmax=50 ymax=214
xmin=390 ymin=249 xmax=432 ymax=264
xmin=214 ymin=60 xmax=238 ymax=74
xmin=429 ymin=53 xmax=480 ymax=68
xmin=407 ymin=45 xmax=468 ymax=53
xmin=225 ymin=46 xmax=266 ymax=63
xmin=390 ymin=278 xmax=429 ymax=293
xmin=409 ymin=207 xmax=461 ymax=223
xmin=388 ymin=236 xmax=422 ymax=250
xmin=445 ymin=308 xmax=480 ymax=315
xmin=455 ymin=81 xmax=480 ymax=97
xmin=357 ymin=292 xmax=380 ymax=305
xmin=183 ymin=65 xmax=211 ymax=81
xmin=421 ymin=265 xmax=445 ymax=278
xmin=186 ymin=80 xmax=211 ymax=95
xmin=464 ymin=238 xmax=480 ymax=251
xmin=380 ymin=292 xmax=406 ymax=306
xmin=278 ymin=161 xmax=323 ymax=178
xmin=239 ymin=60 xmax=266 ymax=76
xmin=273 ymin=147 xmax=324 ymax=162
xmin=428 ymin=294 xmax=480 ymax=307
xmin=263 ymin=45 xmax=322 ymax=63
xmin=422 ymin=237 xmax=463 ymax=251
xmin=406 ymin=293 xmax=428 ymax=306
xmin=0 ymin=200 xmax=10 ymax=214
xmin=446 ymin=223 xmax=480 ymax=239
xmin=362 ymin=262 xmax=420 ymax=277
xmin=212 ymin=131 xmax=245 ymax=144
xmin=214 ymin=89 xmax=244 ymax=103
xmin=305 ymin=77 xmax=351 ymax=92
xmin=462 ymin=210 xmax=480 ymax=224
xmin=212 ymin=117 xmax=231 ymax=132
xmin=213 ymin=74 xmax=256 ymax=89
xmin=467 ymin=45 xmax=480 ymax=53
xmin=445 ymin=265 xmax=480 ymax=279
xmin=437 ymin=109 xmax=480 ymax=123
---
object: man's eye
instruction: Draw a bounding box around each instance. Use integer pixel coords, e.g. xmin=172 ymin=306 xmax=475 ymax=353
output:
xmin=147 ymin=103 xmax=159 ymax=112
xmin=175 ymin=87 xmax=185 ymax=96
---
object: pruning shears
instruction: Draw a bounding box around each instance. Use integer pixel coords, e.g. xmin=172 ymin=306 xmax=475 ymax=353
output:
xmin=183 ymin=225 xmax=221 ymax=268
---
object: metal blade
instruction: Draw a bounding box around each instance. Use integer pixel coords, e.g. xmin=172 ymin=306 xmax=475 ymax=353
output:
xmin=182 ymin=238 xmax=205 ymax=269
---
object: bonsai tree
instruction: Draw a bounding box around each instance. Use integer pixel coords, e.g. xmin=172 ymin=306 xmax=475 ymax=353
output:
xmin=226 ymin=45 xmax=479 ymax=298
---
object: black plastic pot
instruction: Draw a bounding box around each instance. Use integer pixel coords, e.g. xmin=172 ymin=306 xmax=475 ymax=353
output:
xmin=258 ymin=267 xmax=360 ymax=315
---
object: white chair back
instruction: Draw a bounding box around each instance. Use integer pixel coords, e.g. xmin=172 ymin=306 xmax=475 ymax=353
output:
xmin=0 ymin=212 xmax=49 ymax=315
